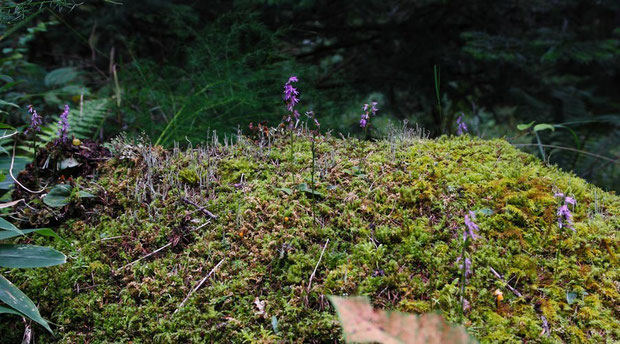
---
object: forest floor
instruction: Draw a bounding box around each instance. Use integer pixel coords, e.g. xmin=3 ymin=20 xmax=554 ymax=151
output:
xmin=1 ymin=128 xmax=618 ymax=343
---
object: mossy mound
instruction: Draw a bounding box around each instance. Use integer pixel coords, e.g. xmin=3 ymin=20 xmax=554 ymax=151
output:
xmin=1 ymin=131 xmax=618 ymax=343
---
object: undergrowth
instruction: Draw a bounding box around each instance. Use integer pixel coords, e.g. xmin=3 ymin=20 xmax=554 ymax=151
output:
xmin=0 ymin=129 xmax=618 ymax=343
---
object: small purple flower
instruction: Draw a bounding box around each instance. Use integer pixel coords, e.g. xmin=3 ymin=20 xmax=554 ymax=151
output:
xmin=57 ymin=104 xmax=70 ymax=142
xmin=25 ymin=105 xmax=42 ymax=134
xmin=360 ymin=102 xmax=378 ymax=128
xmin=456 ymin=256 xmax=472 ymax=278
xmin=463 ymin=211 xmax=480 ymax=241
xmin=456 ymin=115 xmax=468 ymax=135
xmin=306 ymin=111 xmax=320 ymax=128
xmin=555 ymin=192 xmax=576 ymax=232
xmin=283 ymin=77 xmax=300 ymax=112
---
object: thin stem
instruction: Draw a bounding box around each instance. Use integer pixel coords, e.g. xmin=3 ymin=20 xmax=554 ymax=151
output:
xmin=311 ymin=133 xmax=316 ymax=226
xmin=32 ymin=134 xmax=38 ymax=187
xmin=512 ymin=143 xmax=618 ymax=164
xmin=533 ymin=131 xmax=546 ymax=162
xmin=458 ymin=238 xmax=469 ymax=324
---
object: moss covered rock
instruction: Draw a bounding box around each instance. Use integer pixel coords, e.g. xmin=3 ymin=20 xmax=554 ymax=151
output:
xmin=1 ymin=132 xmax=618 ymax=343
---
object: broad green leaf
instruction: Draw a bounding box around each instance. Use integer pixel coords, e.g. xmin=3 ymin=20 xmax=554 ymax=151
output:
xmin=296 ymin=183 xmax=325 ymax=198
xmin=0 ymin=217 xmax=22 ymax=235
xmin=0 ymin=75 xmax=14 ymax=83
xmin=78 ymin=190 xmax=95 ymax=198
xmin=517 ymin=121 xmax=535 ymax=131
xmin=0 ymin=274 xmax=52 ymax=333
xmin=0 ymin=228 xmax=70 ymax=247
xmin=0 ymin=244 xmax=66 ymax=268
xmin=328 ymin=295 xmax=476 ymax=344
xmin=0 ymin=100 xmax=19 ymax=109
xmin=275 ymin=187 xmax=292 ymax=195
xmin=533 ymin=123 xmax=555 ymax=132
xmin=0 ymin=156 xmax=29 ymax=190
xmin=0 ymin=305 xmax=24 ymax=316
xmin=44 ymin=67 xmax=79 ymax=87
xmin=43 ymin=184 xmax=72 ymax=207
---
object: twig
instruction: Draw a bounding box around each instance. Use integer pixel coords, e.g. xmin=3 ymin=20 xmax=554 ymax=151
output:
xmin=489 ymin=267 xmax=523 ymax=298
xmin=117 ymin=242 xmax=172 ymax=271
xmin=307 ymin=239 xmax=329 ymax=291
xmin=175 ymin=259 xmax=225 ymax=314
xmin=181 ymin=197 xmax=217 ymax=219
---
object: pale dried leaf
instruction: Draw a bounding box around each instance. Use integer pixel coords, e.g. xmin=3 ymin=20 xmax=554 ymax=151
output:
xmin=0 ymin=199 xmax=22 ymax=209
xmin=328 ymin=295 xmax=476 ymax=344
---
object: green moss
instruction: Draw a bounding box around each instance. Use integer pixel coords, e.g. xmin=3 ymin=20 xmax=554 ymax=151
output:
xmin=0 ymin=133 xmax=618 ymax=343
xmin=179 ymin=167 xmax=199 ymax=185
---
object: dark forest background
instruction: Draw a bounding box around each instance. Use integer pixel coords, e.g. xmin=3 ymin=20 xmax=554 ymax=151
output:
xmin=1 ymin=0 xmax=618 ymax=190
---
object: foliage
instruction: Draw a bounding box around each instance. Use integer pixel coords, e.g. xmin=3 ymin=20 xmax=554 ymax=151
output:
xmin=0 ymin=211 xmax=66 ymax=333
xmin=328 ymin=295 xmax=475 ymax=343
xmin=0 ymin=1 xmax=78 ymax=25
xmin=43 ymin=183 xmax=94 ymax=207
xmin=2 ymin=1 xmax=617 ymax=190
xmin=0 ymin=132 xmax=616 ymax=342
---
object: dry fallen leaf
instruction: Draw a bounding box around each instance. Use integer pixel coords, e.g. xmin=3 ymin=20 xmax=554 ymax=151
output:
xmin=328 ymin=295 xmax=476 ymax=344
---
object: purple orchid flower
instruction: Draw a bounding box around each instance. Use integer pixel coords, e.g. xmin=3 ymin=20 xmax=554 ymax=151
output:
xmin=463 ymin=211 xmax=480 ymax=241
xmin=456 ymin=115 xmax=468 ymax=135
xmin=456 ymin=256 xmax=472 ymax=279
xmin=284 ymin=76 xmax=300 ymax=112
xmin=25 ymin=105 xmax=42 ymax=135
xmin=57 ymin=104 xmax=70 ymax=142
xmin=555 ymin=192 xmax=576 ymax=232
xmin=360 ymin=102 xmax=378 ymax=128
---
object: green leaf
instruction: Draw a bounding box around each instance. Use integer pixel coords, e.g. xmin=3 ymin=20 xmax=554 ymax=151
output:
xmin=566 ymin=292 xmax=577 ymax=305
xmin=43 ymin=184 xmax=72 ymax=207
xmin=0 ymin=100 xmax=19 ymax=109
xmin=44 ymin=67 xmax=79 ymax=87
xmin=296 ymin=183 xmax=325 ymax=198
xmin=0 ymin=244 xmax=66 ymax=268
xmin=533 ymin=123 xmax=555 ymax=132
xmin=0 ymin=274 xmax=53 ymax=333
xmin=275 ymin=187 xmax=292 ymax=195
xmin=517 ymin=121 xmax=535 ymax=131
xmin=0 ymin=305 xmax=24 ymax=316
xmin=0 ymin=75 xmax=14 ymax=83
xmin=0 ymin=217 xmax=22 ymax=235
xmin=0 ymin=156 xmax=29 ymax=190
xmin=78 ymin=190 xmax=95 ymax=198
xmin=271 ymin=315 xmax=279 ymax=334
xmin=0 ymin=228 xmax=70 ymax=247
